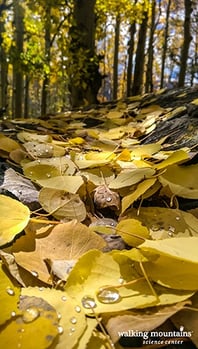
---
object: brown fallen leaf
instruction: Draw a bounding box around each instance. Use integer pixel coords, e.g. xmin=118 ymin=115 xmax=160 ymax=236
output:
xmin=12 ymin=220 xmax=106 ymax=284
xmin=103 ymin=301 xmax=190 ymax=343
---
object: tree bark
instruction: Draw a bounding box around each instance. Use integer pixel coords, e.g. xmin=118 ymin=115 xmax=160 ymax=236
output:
xmin=145 ymin=0 xmax=156 ymax=93
xmin=13 ymin=0 xmax=24 ymax=118
xmin=126 ymin=21 xmax=136 ymax=97
xmin=0 ymin=15 xmax=8 ymax=109
xmin=68 ymin=0 xmax=102 ymax=107
xmin=160 ymin=0 xmax=171 ymax=88
xmin=178 ymin=0 xmax=193 ymax=87
xmin=131 ymin=10 xmax=148 ymax=95
xmin=112 ymin=14 xmax=120 ymax=100
xmin=41 ymin=3 xmax=51 ymax=117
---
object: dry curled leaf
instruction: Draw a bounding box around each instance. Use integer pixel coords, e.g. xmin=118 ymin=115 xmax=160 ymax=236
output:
xmin=93 ymin=185 xmax=120 ymax=210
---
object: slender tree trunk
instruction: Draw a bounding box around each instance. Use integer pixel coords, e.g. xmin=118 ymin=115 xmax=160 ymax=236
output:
xmin=178 ymin=0 xmax=193 ymax=87
xmin=126 ymin=21 xmax=136 ymax=96
xmin=24 ymin=75 xmax=29 ymax=118
xmin=13 ymin=0 xmax=24 ymax=118
xmin=41 ymin=3 xmax=51 ymax=117
xmin=145 ymin=0 xmax=156 ymax=93
xmin=131 ymin=10 xmax=148 ymax=95
xmin=0 ymin=20 xmax=8 ymax=109
xmin=68 ymin=0 xmax=102 ymax=107
xmin=113 ymin=14 xmax=120 ymax=100
xmin=160 ymin=0 xmax=171 ymax=89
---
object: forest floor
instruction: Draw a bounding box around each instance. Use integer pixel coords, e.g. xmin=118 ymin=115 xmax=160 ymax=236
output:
xmin=0 ymin=87 xmax=198 ymax=349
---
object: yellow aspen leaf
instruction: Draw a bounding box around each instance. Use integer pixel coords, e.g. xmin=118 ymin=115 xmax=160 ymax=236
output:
xmin=116 ymin=219 xmax=150 ymax=246
xmin=0 ymin=195 xmax=30 ymax=247
xmin=0 ymin=262 xmax=21 ymax=325
xmin=155 ymin=150 xmax=189 ymax=170
xmin=121 ymin=178 xmax=156 ymax=213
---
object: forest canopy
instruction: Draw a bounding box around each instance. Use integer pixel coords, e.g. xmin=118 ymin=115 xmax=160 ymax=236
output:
xmin=0 ymin=0 xmax=197 ymax=117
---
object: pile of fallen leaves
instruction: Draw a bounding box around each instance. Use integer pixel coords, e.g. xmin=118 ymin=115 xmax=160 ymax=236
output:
xmin=0 ymin=88 xmax=198 ymax=349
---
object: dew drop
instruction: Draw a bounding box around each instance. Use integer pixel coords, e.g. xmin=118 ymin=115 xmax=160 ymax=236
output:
xmin=81 ymin=296 xmax=97 ymax=309
xmin=75 ymin=305 xmax=81 ymax=313
xmin=70 ymin=316 xmax=77 ymax=324
xmin=118 ymin=277 xmax=124 ymax=285
xmin=18 ymin=328 xmax=25 ymax=333
xmin=69 ymin=327 xmax=76 ymax=335
xmin=39 ymin=287 xmax=44 ymax=291
xmin=6 ymin=287 xmax=15 ymax=296
xmin=106 ymin=197 xmax=112 ymax=202
xmin=22 ymin=307 xmax=40 ymax=323
xmin=57 ymin=312 xmax=62 ymax=320
xmin=96 ymin=287 xmax=121 ymax=304
xmin=11 ymin=311 xmax=16 ymax=317
xmin=46 ymin=173 xmax=51 ymax=178
xmin=168 ymin=231 xmax=174 ymax=237
xmin=31 ymin=270 xmax=39 ymax=278
xmin=29 ymin=171 xmax=33 ymax=176
xmin=151 ymin=224 xmax=160 ymax=231
xmin=58 ymin=325 xmax=64 ymax=334
xmin=61 ymin=295 xmax=67 ymax=302
xmin=168 ymin=226 xmax=175 ymax=233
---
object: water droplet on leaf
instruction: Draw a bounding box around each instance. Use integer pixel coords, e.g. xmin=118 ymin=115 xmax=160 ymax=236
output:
xmin=11 ymin=311 xmax=16 ymax=317
xmin=6 ymin=287 xmax=15 ymax=296
xmin=151 ymin=224 xmax=160 ymax=231
xmin=58 ymin=326 xmax=64 ymax=334
xmin=31 ymin=270 xmax=39 ymax=277
xmin=168 ymin=226 xmax=175 ymax=233
xmin=176 ymin=216 xmax=180 ymax=221
xmin=75 ymin=305 xmax=81 ymax=313
xmin=57 ymin=312 xmax=62 ymax=319
xmin=70 ymin=316 xmax=77 ymax=324
xmin=106 ymin=197 xmax=112 ymax=202
xmin=81 ymin=296 xmax=97 ymax=309
xmin=61 ymin=295 xmax=67 ymax=302
xmin=22 ymin=307 xmax=40 ymax=323
xmin=69 ymin=327 xmax=75 ymax=335
xmin=96 ymin=287 xmax=121 ymax=304
xmin=118 ymin=277 xmax=124 ymax=284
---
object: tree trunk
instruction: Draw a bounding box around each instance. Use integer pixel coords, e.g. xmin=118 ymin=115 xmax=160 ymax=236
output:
xmin=131 ymin=10 xmax=148 ymax=95
xmin=0 ymin=18 xmax=8 ymax=109
xmin=178 ymin=0 xmax=193 ymax=87
xmin=160 ymin=0 xmax=171 ymax=88
xmin=145 ymin=0 xmax=156 ymax=93
xmin=24 ymin=75 xmax=29 ymax=118
xmin=68 ymin=0 xmax=102 ymax=107
xmin=112 ymin=14 xmax=120 ymax=100
xmin=13 ymin=0 xmax=24 ymax=118
xmin=41 ymin=3 xmax=51 ymax=117
xmin=126 ymin=21 xmax=136 ymax=97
